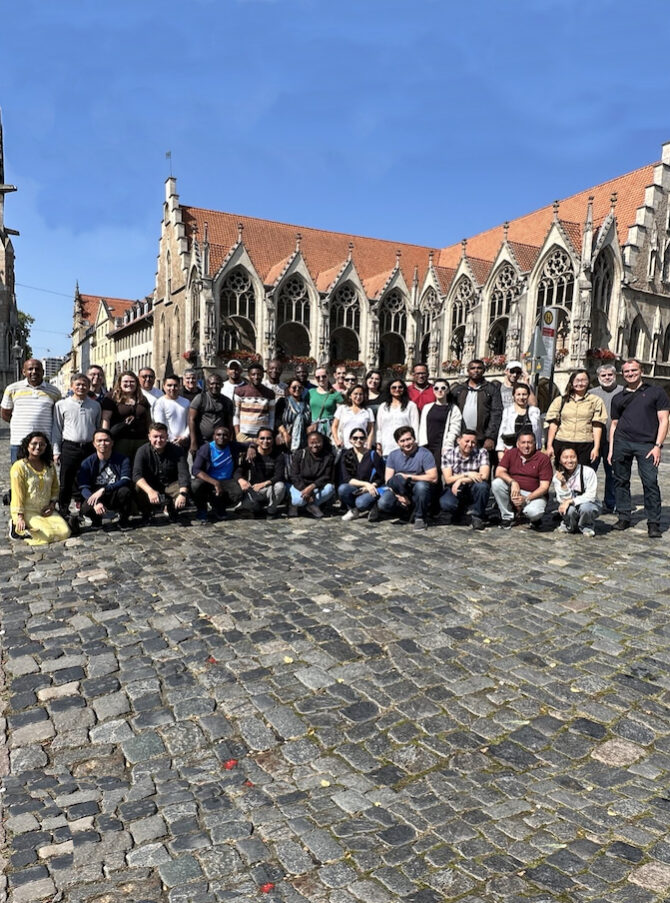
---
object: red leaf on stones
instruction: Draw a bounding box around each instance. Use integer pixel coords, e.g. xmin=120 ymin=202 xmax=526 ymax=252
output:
xmin=223 ymin=758 xmax=238 ymax=770
xmin=260 ymin=883 xmax=275 ymax=893
xmin=243 ymin=779 xmax=254 ymax=786
xmin=206 ymin=655 xmax=217 ymax=664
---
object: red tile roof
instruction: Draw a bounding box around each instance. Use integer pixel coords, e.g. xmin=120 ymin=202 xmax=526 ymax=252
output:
xmin=180 ymin=160 xmax=656 ymax=300
xmin=438 ymin=163 xmax=655 ymax=270
xmin=79 ymin=293 xmax=135 ymax=322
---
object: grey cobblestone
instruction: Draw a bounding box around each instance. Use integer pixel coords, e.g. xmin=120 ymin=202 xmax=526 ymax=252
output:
xmin=5 ymin=411 xmax=670 ymax=903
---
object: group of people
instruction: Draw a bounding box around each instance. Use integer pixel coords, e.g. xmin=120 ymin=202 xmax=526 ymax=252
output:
xmin=1 ymin=352 xmax=667 ymax=545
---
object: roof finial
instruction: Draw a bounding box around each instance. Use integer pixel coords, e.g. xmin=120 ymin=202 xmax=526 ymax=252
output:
xmin=503 ymin=220 xmax=509 ymax=241
xmin=461 ymin=238 xmax=467 ymax=258
xmin=203 ymin=221 xmax=209 ymax=243
xmin=237 ymin=222 xmax=244 ymax=243
xmin=190 ymin=222 xmax=198 ymax=238
xmin=296 ymin=232 xmax=302 ymax=252
xmin=552 ymin=200 xmax=560 ymax=221
xmin=348 ymin=241 xmax=354 ymax=261
xmin=395 ymin=249 xmax=402 ymax=267
xmin=428 ymin=249 xmax=434 ymax=266
xmin=585 ymin=195 xmax=594 ymax=230
xmin=610 ymin=191 xmax=618 ymax=213
xmin=413 ymin=264 xmax=419 ymax=287
xmin=75 ymin=280 xmax=80 ymax=297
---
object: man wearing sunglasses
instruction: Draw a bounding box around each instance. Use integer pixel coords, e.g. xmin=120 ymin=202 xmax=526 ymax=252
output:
xmin=500 ymin=360 xmax=537 ymax=409
xmin=236 ymin=428 xmax=287 ymax=517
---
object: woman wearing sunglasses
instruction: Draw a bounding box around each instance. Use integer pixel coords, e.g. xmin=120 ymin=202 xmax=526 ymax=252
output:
xmin=418 ymin=379 xmax=462 ymax=471
xmin=375 ymin=379 xmax=419 ymax=456
xmin=332 ymin=384 xmax=374 ymax=451
xmin=337 ymin=429 xmax=385 ymax=520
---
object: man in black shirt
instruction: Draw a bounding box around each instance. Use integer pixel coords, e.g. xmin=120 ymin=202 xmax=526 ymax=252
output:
xmin=134 ymin=423 xmax=190 ymax=522
xmin=188 ymin=374 xmax=234 ymax=454
xmin=237 ymin=428 xmax=287 ymax=516
xmin=609 ymin=358 xmax=669 ymax=537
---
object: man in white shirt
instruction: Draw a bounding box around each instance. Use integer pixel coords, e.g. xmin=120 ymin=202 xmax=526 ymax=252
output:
xmin=222 ymin=359 xmax=247 ymax=400
xmin=153 ymin=376 xmax=190 ymax=448
xmin=139 ymin=367 xmax=163 ymax=412
xmin=1 ymin=359 xmax=61 ymax=463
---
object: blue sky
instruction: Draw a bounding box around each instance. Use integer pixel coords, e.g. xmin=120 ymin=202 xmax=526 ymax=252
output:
xmin=2 ymin=0 xmax=670 ymax=357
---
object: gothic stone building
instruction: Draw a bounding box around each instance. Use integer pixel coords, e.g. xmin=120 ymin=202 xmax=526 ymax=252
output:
xmin=149 ymin=141 xmax=670 ymax=390
xmin=0 ymin=110 xmax=20 ymax=389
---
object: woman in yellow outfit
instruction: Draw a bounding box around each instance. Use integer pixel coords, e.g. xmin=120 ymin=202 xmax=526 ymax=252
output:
xmin=10 ymin=432 xmax=71 ymax=546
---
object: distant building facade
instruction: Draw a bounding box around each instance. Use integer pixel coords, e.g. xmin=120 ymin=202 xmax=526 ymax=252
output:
xmin=148 ymin=142 xmax=670 ymax=394
xmin=0 ymin=110 xmax=20 ymax=390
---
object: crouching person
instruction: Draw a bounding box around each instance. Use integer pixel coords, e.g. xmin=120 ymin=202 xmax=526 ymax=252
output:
xmin=492 ymin=429 xmax=553 ymax=530
xmin=371 ymin=426 xmax=437 ymax=530
xmin=289 ymin=431 xmax=335 ymax=518
xmin=237 ymin=428 xmax=287 ymax=517
xmin=133 ymin=422 xmax=190 ymax=523
xmin=338 ymin=429 xmax=385 ymax=521
xmin=440 ymin=429 xmax=490 ymax=530
xmin=78 ymin=429 xmax=133 ymax=529
xmin=553 ymin=446 xmax=600 ymax=537
xmin=191 ymin=425 xmax=247 ymax=521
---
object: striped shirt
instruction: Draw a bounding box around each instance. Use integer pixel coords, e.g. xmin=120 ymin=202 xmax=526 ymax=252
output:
xmin=52 ymin=396 xmax=102 ymax=454
xmin=1 ymin=379 xmax=61 ymax=445
xmin=233 ymin=384 xmax=275 ymax=436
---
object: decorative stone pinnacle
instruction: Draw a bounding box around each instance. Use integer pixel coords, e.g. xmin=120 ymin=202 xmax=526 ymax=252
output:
xmin=395 ymin=249 xmax=402 ymax=266
xmin=553 ymin=200 xmax=560 ymax=220
xmin=191 ymin=222 xmax=198 ymax=237
xmin=237 ymin=222 xmax=244 ymax=242
xmin=296 ymin=232 xmax=302 ymax=251
xmin=610 ymin=191 xmax=618 ymax=211
xmin=348 ymin=241 xmax=354 ymax=260
xmin=203 ymin=221 xmax=209 ymax=243
xmin=503 ymin=221 xmax=509 ymax=241
xmin=428 ymin=250 xmax=434 ymax=264
xmin=461 ymin=238 xmax=467 ymax=257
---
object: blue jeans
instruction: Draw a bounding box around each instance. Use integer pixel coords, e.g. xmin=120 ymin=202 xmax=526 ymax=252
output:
xmin=439 ymin=480 xmax=490 ymax=519
xmin=289 ymin=483 xmax=335 ymax=509
xmin=612 ymin=436 xmax=661 ymax=524
xmin=10 ymin=445 xmax=20 ymax=464
xmin=378 ymin=475 xmax=432 ymax=520
xmin=338 ymin=483 xmax=378 ymax=512
xmin=592 ymin=439 xmax=615 ymax=510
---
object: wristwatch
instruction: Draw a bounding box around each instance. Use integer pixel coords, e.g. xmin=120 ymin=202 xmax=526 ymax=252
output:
xmin=655 ymin=443 xmax=664 ymax=449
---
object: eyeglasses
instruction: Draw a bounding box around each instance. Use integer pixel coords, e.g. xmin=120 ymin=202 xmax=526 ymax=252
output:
xmin=344 ymin=377 xmax=356 ymax=382
xmin=316 ymin=374 xmax=328 ymax=380
xmin=351 ymin=435 xmax=366 ymax=441
xmin=434 ymin=385 xmax=447 ymax=391
xmin=390 ymin=384 xmax=403 ymax=390
xmin=258 ymin=437 xmax=273 ymax=442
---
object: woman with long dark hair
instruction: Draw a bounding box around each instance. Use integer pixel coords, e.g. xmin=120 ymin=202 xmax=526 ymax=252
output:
xmin=376 ymin=379 xmax=419 ymax=456
xmin=101 ymin=370 xmax=151 ymax=464
xmin=365 ymin=369 xmax=383 ymax=418
xmin=545 ymin=369 xmax=607 ymax=466
xmin=552 ymin=445 xmax=600 ymax=536
xmin=497 ymin=383 xmax=543 ymax=452
xmin=275 ymin=378 xmax=312 ymax=451
xmin=332 ymin=384 xmax=374 ymax=450
xmin=9 ymin=431 xmax=71 ymax=545
xmin=418 ymin=379 xmax=462 ymax=470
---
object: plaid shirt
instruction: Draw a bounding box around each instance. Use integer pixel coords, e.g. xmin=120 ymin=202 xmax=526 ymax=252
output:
xmin=442 ymin=446 xmax=489 ymax=473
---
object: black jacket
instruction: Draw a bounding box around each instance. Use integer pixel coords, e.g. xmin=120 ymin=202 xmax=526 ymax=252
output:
xmin=132 ymin=442 xmax=190 ymax=490
xmin=450 ymin=379 xmax=503 ymax=443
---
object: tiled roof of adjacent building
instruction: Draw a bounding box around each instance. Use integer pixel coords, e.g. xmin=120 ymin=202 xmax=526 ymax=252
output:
xmin=79 ymin=293 xmax=135 ymax=322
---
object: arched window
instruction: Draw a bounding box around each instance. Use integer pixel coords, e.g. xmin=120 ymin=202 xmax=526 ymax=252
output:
xmin=628 ymin=315 xmax=648 ymax=360
xmin=535 ymin=248 xmax=575 ymax=317
xmin=662 ymin=245 xmax=670 ymax=283
xmin=330 ymin=282 xmax=360 ymax=333
xmin=220 ymin=267 xmax=256 ymax=322
xmin=379 ymin=289 xmax=407 ymax=337
xmin=489 ymin=264 xmax=520 ymax=326
xmin=592 ymin=250 xmax=614 ymax=317
xmin=488 ymin=318 xmax=508 ymax=356
xmin=277 ymin=275 xmax=310 ymax=328
xmin=420 ymin=287 xmax=441 ymax=338
xmin=451 ymin=277 xmax=474 ymax=333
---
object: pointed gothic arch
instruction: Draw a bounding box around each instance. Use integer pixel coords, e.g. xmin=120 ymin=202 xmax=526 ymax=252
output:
xmin=628 ymin=314 xmax=649 ymax=360
xmin=661 ymin=324 xmax=670 ymax=362
xmin=488 ymin=318 xmax=508 ymax=356
xmin=535 ymin=247 xmax=575 ymax=318
xmin=489 ymin=263 xmax=520 ymax=326
xmin=591 ymin=248 xmax=614 ymax=349
xmin=329 ymin=281 xmax=360 ymax=361
xmin=219 ymin=266 xmax=257 ymax=354
xmin=418 ymin=287 xmax=441 ymax=364
xmin=378 ymin=288 xmax=408 ymax=367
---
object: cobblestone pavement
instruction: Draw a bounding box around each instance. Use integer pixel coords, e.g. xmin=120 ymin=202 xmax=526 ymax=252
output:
xmin=4 ymin=423 xmax=670 ymax=903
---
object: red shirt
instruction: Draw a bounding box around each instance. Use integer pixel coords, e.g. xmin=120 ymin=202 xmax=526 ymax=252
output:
xmin=407 ymin=384 xmax=436 ymax=411
xmin=499 ymin=447 xmax=553 ymax=493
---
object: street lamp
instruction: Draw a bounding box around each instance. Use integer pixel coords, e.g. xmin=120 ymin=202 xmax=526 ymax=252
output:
xmin=11 ymin=341 xmax=22 ymax=381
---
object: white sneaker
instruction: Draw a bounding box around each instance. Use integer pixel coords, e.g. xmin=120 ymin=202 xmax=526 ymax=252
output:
xmin=556 ymin=522 xmax=569 ymax=533
xmin=305 ymin=503 xmax=324 ymax=519
xmin=581 ymin=527 xmax=595 ymax=537
xmin=341 ymin=509 xmax=360 ymax=522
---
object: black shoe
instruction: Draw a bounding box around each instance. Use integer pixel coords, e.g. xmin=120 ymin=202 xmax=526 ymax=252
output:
xmin=471 ymin=516 xmax=486 ymax=531
xmin=436 ymin=512 xmax=453 ymax=526
xmin=648 ymin=522 xmax=662 ymax=538
xmin=499 ymin=519 xmax=513 ymax=530
xmin=367 ymin=503 xmax=380 ymax=523
xmin=68 ymin=515 xmax=81 ymax=536
xmin=613 ymin=518 xmax=631 ymax=531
